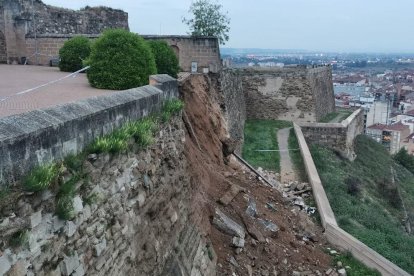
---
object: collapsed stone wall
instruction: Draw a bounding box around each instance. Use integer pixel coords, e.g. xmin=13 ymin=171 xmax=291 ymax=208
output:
xmin=0 ymin=116 xmax=214 ymax=276
xmin=299 ymin=109 xmax=364 ymax=160
xmin=240 ymin=66 xmax=335 ymax=123
xmin=0 ymin=76 xmax=215 ymax=275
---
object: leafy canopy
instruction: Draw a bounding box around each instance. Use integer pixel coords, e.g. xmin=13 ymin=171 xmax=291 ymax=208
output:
xmin=182 ymin=0 xmax=230 ymax=45
xmin=148 ymin=40 xmax=180 ymax=78
xmin=86 ymin=29 xmax=157 ymax=90
xmin=59 ymin=36 xmax=91 ymax=72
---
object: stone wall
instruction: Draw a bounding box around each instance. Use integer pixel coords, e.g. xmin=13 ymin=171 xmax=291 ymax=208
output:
xmin=0 ymin=75 xmax=215 ymax=275
xmin=0 ymin=0 xmax=128 ymax=64
xmin=24 ymin=34 xmax=99 ymax=65
xmin=299 ymin=109 xmax=364 ymax=160
xmin=0 ymin=116 xmax=214 ymax=276
xmin=217 ymin=69 xmax=246 ymax=152
xmin=143 ymin=35 xmax=222 ymax=73
xmin=239 ymin=66 xmax=335 ymax=123
xmin=0 ymin=75 xmax=177 ymax=186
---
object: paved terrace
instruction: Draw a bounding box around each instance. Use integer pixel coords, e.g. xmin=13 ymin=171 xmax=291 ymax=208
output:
xmin=0 ymin=65 xmax=114 ymax=118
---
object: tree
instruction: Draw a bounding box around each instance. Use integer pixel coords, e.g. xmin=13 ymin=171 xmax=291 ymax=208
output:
xmin=182 ymin=0 xmax=230 ymax=45
xmin=59 ymin=36 xmax=91 ymax=72
xmin=148 ymin=40 xmax=180 ymax=78
xmin=86 ymin=29 xmax=157 ymax=90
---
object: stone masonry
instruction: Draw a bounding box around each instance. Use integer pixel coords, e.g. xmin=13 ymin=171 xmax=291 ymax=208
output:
xmin=0 ymin=0 xmax=128 ymax=64
xmin=239 ymin=66 xmax=335 ymax=123
xmin=0 ymin=116 xmax=214 ymax=275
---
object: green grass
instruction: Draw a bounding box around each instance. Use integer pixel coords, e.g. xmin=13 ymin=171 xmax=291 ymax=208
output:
xmin=56 ymin=195 xmax=75 ymax=220
xmin=242 ymin=120 xmax=292 ymax=171
xmin=333 ymin=252 xmax=381 ymax=276
xmin=288 ymin=128 xmax=306 ymax=181
xmin=9 ymin=229 xmax=29 ymax=248
xmin=23 ymin=164 xmax=60 ymax=192
xmin=162 ymin=98 xmax=184 ymax=122
xmin=319 ymin=110 xmax=353 ymax=123
xmin=311 ymin=135 xmax=414 ymax=274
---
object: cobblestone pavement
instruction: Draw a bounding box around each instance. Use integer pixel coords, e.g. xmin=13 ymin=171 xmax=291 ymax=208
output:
xmin=0 ymin=65 xmax=114 ymax=118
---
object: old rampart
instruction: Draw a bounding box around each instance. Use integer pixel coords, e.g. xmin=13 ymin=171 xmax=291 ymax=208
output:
xmin=0 ymin=75 xmax=215 ymax=275
xmin=298 ymin=108 xmax=364 ymax=160
xmin=239 ymin=66 xmax=335 ymax=123
xmin=0 ymin=0 xmax=128 ymax=64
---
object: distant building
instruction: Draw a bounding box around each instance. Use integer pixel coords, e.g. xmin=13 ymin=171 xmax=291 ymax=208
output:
xmin=366 ymin=101 xmax=392 ymax=127
xmin=366 ymin=123 xmax=410 ymax=154
xmin=402 ymin=133 xmax=414 ymax=155
xmin=334 ymin=84 xmax=365 ymax=97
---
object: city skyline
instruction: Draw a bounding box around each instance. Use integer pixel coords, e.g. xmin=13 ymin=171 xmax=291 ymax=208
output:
xmin=42 ymin=0 xmax=414 ymax=53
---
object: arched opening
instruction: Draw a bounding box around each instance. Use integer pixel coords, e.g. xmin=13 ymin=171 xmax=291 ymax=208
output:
xmin=171 ymin=45 xmax=180 ymax=60
xmin=0 ymin=31 xmax=6 ymax=64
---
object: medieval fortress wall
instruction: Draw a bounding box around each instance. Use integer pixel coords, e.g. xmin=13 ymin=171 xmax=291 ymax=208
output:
xmin=239 ymin=66 xmax=335 ymax=123
xmin=0 ymin=0 xmax=128 ymax=64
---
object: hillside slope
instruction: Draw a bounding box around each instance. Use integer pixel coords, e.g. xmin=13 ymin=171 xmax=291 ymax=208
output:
xmin=311 ymin=135 xmax=414 ymax=274
xmin=180 ymin=74 xmax=338 ymax=275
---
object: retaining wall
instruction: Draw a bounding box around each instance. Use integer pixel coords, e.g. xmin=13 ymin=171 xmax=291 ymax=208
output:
xmin=298 ymin=109 xmax=364 ymax=160
xmin=0 ymin=74 xmax=216 ymax=276
xmin=294 ymin=124 xmax=410 ymax=276
xmin=0 ymin=74 xmax=177 ymax=186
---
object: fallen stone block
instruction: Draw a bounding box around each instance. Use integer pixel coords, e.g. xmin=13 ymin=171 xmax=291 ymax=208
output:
xmin=212 ymin=208 xmax=245 ymax=239
xmin=219 ymin=183 xmax=245 ymax=206
xmin=232 ymin=237 xmax=245 ymax=248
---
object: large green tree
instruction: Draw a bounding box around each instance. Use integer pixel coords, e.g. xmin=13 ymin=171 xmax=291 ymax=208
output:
xmin=182 ymin=0 xmax=230 ymax=45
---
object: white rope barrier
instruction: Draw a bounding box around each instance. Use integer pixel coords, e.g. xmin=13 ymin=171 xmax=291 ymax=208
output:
xmin=0 ymin=66 xmax=90 ymax=103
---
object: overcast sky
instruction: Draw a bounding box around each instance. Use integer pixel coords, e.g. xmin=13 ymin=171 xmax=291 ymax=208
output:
xmin=42 ymin=0 xmax=413 ymax=53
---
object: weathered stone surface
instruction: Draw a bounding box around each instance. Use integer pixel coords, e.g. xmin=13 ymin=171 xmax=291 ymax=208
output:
xmin=60 ymin=253 xmax=80 ymax=276
xmin=212 ymin=208 xmax=245 ymax=239
xmin=239 ymin=66 xmax=335 ymax=123
xmin=30 ymin=210 xmax=42 ymax=229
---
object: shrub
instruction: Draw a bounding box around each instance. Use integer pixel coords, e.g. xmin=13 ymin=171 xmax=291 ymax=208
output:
xmin=394 ymin=148 xmax=414 ymax=174
xmin=56 ymin=195 xmax=75 ymax=220
xmin=148 ymin=40 xmax=180 ymax=78
xmin=345 ymin=176 xmax=361 ymax=196
xmin=59 ymin=36 xmax=91 ymax=72
xmin=23 ymin=164 xmax=60 ymax=192
xmin=86 ymin=29 xmax=157 ymax=90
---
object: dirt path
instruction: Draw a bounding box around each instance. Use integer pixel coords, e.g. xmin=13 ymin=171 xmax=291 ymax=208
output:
xmin=277 ymin=127 xmax=296 ymax=183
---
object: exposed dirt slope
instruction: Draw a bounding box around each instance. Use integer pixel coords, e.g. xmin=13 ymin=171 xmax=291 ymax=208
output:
xmin=180 ymin=74 xmax=334 ymax=276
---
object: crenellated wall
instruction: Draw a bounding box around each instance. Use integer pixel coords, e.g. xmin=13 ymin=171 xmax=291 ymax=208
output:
xmin=239 ymin=66 xmax=335 ymax=123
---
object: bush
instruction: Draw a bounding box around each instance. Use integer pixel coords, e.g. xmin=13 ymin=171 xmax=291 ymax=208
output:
xmin=59 ymin=36 xmax=91 ymax=72
xmin=345 ymin=176 xmax=361 ymax=196
xmin=394 ymin=148 xmax=414 ymax=174
xmin=86 ymin=29 xmax=157 ymax=90
xmin=148 ymin=40 xmax=180 ymax=78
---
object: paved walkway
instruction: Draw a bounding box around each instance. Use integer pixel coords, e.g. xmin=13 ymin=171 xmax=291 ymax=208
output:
xmin=277 ymin=127 xmax=296 ymax=183
xmin=0 ymin=65 xmax=115 ymax=118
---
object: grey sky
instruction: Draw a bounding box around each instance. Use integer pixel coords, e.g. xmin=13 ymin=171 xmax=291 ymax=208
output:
xmin=42 ymin=0 xmax=413 ymax=53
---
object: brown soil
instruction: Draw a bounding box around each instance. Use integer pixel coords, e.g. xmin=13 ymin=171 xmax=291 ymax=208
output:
xmin=180 ymin=74 xmax=334 ymax=276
